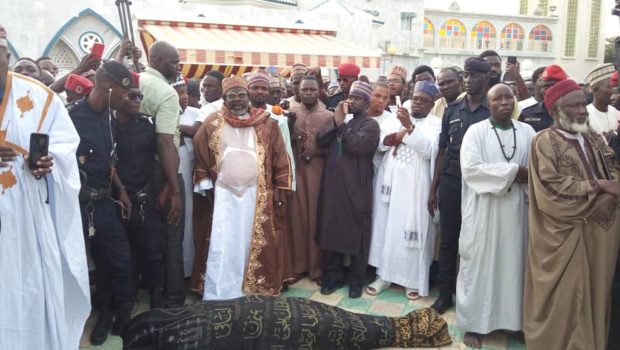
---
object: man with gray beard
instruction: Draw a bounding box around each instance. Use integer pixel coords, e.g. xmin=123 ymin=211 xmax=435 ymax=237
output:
xmin=193 ymin=76 xmax=293 ymax=300
xmin=524 ymin=79 xmax=620 ymax=350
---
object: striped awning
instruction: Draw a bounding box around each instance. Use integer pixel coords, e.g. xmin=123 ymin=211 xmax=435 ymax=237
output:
xmin=138 ymin=18 xmax=381 ymax=79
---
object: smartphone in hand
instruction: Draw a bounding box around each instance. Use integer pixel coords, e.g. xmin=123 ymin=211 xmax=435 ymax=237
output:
xmin=395 ymin=95 xmax=402 ymax=108
xmin=91 ymin=43 xmax=105 ymax=61
xmin=29 ymin=133 xmax=49 ymax=169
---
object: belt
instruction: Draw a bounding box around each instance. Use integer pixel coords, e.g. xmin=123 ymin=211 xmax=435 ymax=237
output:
xmin=128 ymin=183 xmax=152 ymax=204
xmin=79 ymin=185 xmax=112 ymax=202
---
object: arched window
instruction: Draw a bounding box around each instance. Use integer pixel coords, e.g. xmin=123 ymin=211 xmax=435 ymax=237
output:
xmin=471 ymin=21 xmax=497 ymax=50
xmin=528 ymin=24 xmax=553 ymax=52
xmin=500 ymin=23 xmax=525 ymax=51
xmin=423 ymin=18 xmax=435 ymax=48
xmin=439 ymin=19 xmax=467 ymax=49
xmin=50 ymin=40 xmax=79 ymax=76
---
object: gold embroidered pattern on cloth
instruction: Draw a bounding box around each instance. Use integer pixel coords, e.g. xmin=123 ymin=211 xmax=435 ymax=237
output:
xmin=549 ymin=132 xmax=584 ymax=178
xmin=208 ymin=113 xmax=224 ymax=176
xmin=243 ymin=139 xmax=274 ymax=295
xmin=393 ymin=308 xmax=452 ymax=348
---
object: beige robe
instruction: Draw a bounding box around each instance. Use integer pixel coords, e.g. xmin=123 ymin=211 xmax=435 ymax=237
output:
xmin=524 ymin=126 xmax=620 ymax=350
xmin=287 ymin=103 xmax=333 ymax=279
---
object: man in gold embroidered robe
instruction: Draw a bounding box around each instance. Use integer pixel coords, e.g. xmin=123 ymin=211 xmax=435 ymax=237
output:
xmin=525 ymin=79 xmax=620 ymax=350
xmin=193 ymin=76 xmax=293 ymax=300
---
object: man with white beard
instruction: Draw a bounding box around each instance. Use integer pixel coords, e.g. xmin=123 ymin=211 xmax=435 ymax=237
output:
xmin=524 ymin=79 xmax=620 ymax=350
xmin=367 ymin=81 xmax=442 ymax=300
xmin=457 ymin=84 xmax=535 ymax=348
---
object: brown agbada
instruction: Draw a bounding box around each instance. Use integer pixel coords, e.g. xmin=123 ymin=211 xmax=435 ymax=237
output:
xmin=524 ymin=126 xmax=620 ymax=350
xmin=287 ymin=103 xmax=333 ymax=279
xmin=192 ymin=106 xmax=294 ymax=295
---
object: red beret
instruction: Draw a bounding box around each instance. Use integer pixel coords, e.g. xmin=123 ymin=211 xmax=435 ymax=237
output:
xmin=131 ymin=71 xmax=140 ymax=88
xmin=611 ymin=71 xmax=618 ymax=87
xmin=65 ymin=74 xmax=94 ymax=96
xmin=541 ymin=64 xmax=568 ymax=82
xmin=544 ymin=79 xmax=582 ymax=111
xmin=338 ymin=63 xmax=360 ymax=77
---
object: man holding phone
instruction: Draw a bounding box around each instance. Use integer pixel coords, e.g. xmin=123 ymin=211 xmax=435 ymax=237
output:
xmin=0 ymin=24 xmax=91 ymax=349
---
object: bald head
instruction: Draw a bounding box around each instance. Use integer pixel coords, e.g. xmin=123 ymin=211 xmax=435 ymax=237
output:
xmin=149 ymin=41 xmax=180 ymax=81
xmin=488 ymin=83 xmax=514 ymax=100
xmin=487 ymin=83 xmax=515 ymax=125
xmin=149 ymin=41 xmax=177 ymax=61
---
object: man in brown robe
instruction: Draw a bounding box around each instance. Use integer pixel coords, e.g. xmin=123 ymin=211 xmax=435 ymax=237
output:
xmin=192 ymin=76 xmax=293 ymax=299
xmin=287 ymin=75 xmax=333 ymax=280
xmin=525 ymin=78 xmax=620 ymax=350
xmin=316 ymin=81 xmax=380 ymax=299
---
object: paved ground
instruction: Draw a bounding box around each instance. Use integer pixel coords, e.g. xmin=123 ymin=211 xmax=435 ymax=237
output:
xmin=80 ymin=278 xmax=527 ymax=350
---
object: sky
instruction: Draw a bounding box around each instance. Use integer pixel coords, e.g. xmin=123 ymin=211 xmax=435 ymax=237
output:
xmin=431 ymin=0 xmax=620 ymax=37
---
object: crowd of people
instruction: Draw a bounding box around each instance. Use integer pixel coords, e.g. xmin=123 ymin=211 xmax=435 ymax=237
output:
xmin=1 ymin=20 xmax=620 ymax=350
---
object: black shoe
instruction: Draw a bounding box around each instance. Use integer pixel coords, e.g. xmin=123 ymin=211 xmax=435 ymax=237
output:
xmin=90 ymin=310 xmax=113 ymax=345
xmin=320 ymin=280 xmax=344 ymax=295
xmin=348 ymin=285 xmax=363 ymax=298
xmin=430 ymin=296 xmax=454 ymax=314
xmin=111 ymin=302 xmax=133 ymax=336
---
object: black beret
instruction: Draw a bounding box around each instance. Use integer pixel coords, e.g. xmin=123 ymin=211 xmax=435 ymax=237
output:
xmin=100 ymin=60 xmax=133 ymax=89
xmin=464 ymin=57 xmax=491 ymax=73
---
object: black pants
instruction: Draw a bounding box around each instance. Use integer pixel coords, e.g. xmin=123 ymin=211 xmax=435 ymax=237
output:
xmin=153 ymin=171 xmax=186 ymax=308
xmin=123 ymin=196 xmax=166 ymax=306
xmin=323 ymin=251 xmax=367 ymax=288
xmin=436 ymin=174 xmax=462 ymax=292
xmin=82 ymin=198 xmax=132 ymax=307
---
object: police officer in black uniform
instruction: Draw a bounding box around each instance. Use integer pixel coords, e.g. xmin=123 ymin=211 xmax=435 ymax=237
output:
xmin=518 ymin=65 xmax=567 ymax=133
xmin=68 ymin=60 xmax=134 ymax=345
xmin=114 ymin=72 xmax=167 ymax=310
xmin=428 ymin=57 xmax=491 ymax=314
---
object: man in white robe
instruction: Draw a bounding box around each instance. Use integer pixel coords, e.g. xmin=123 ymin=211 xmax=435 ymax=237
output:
xmin=174 ymin=78 xmax=206 ymax=277
xmin=585 ymin=64 xmax=618 ymax=136
xmin=367 ymin=82 xmax=395 ymax=178
xmin=457 ymin=84 xmax=535 ymax=348
xmin=367 ymin=81 xmax=441 ymax=299
xmin=0 ymin=26 xmax=90 ymax=350
xmin=247 ymin=70 xmax=296 ymax=190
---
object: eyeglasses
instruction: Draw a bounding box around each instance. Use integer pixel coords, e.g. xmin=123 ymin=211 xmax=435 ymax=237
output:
xmin=128 ymin=92 xmax=144 ymax=101
xmin=225 ymin=91 xmax=248 ymax=99
xmin=411 ymin=96 xmax=434 ymax=104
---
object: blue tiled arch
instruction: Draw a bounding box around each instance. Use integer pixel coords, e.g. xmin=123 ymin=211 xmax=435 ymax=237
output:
xmin=42 ymin=8 xmax=122 ymax=57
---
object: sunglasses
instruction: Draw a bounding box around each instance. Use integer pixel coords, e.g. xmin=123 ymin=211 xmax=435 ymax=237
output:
xmin=225 ymin=91 xmax=248 ymax=99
